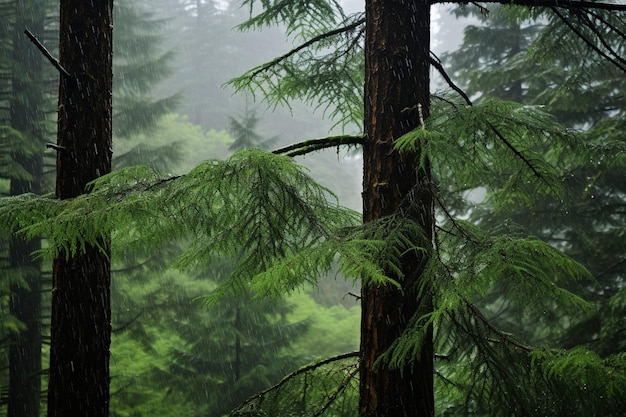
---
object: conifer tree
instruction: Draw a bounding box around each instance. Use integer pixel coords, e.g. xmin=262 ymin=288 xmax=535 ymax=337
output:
xmin=1 ymin=0 xmax=177 ymax=414
xmin=226 ymin=1 xmax=626 ymax=416
xmin=444 ymin=5 xmax=626 ymax=355
xmin=0 ymin=1 xmax=55 ymax=416
xmin=229 ymin=105 xmax=278 ymax=151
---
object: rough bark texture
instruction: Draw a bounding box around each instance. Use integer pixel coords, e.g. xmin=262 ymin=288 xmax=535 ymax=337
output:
xmin=8 ymin=3 xmax=46 ymax=416
xmin=47 ymin=1 xmax=113 ymax=416
xmin=360 ymin=0 xmax=434 ymax=416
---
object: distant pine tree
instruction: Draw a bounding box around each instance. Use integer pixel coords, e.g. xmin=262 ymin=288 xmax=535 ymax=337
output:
xmin=228 ymin=105 xmax=278 ymax=151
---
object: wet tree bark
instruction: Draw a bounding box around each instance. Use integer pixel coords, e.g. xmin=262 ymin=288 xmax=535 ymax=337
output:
xmin=47 ymin=1 xmax=113 ymax=416
xmin=360 ymin=1 xmax=435 ymax=416
xmin=8 ymin=3 xmax=47 ymax=417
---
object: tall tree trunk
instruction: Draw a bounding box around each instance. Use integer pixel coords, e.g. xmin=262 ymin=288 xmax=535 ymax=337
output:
xmin=8 ymin=2 xmax=46 ymax=416
xmin=47 ymin=1 xmax=113 ymax=416
xmin=360 ymin=1 xmax=434 ymax=416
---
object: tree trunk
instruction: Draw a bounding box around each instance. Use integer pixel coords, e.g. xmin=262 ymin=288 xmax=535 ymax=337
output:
xmin=47 ymin=1 xmax=113 ymax=416
xmin=8 ymin=236 xmax=42 ymax=417
xmin=360 ymin=1 xmax=434 ymax=416
xmin=8 ymin=2 xmax=47 ymax=416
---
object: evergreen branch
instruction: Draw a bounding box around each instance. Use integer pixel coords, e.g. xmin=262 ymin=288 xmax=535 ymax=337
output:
xmin=440 ymin=0 xmax=626 ymax=12
xmin=272 ymin=135 xmax=365 ymax=157
xmin=555 ymin=8 xmax=626 ymax=72
xmin=470 ymin=1 xmax=491 ymax=16
xmin=236 ymin=351 xmax=359 ymax=408
xmin=486 ymin=121 xmax=546 ymax=182
xmin=24 ymin=29 xmax=70 ymax=77
xmin=462 ymin=299 xmax=532 ymax=352
xmin=429 ymin=54 xmax=473 ymax=106
xmin=312 ymin=367 xmax=359 ymax=417
xmin=246 ymin=17 xmax=365 ymax=80
xmin=434 ymin=193 xmax=480 ymax=244
xmin=586 ymin=9 xmax=626 ymax=42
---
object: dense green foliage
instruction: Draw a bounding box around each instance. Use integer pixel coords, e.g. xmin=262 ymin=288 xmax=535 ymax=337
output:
xmin=1 ymin=0 xmax=626 ymax=416
xmin=443 ymin=4 xmax=626 ymax=354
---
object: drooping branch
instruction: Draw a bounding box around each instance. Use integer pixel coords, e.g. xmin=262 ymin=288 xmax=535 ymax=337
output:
xmin=586 ymin=9 xmax=626 ymax=42
xmin=272 ymin=135 xmax=365 ymax=157
xmin=439 ymin=0 xmax=626 ymax=12
xmin=485 ymin=121 xmax=546 ymax=184
xmin=246 ymin=17 xmax=366 ymax=80
xmin=24 ymin=29 xmax=70 ymax=77
xmin=231 ymin=351 xmax=359 ymax=412
xmin=428 ymin=53 xmax=473 ymax=106
xmin=312 ymin=367 xmax=359 ymax=417
xmin=551 ymin=7 xmax=626 ymax=73
xmin=463 ymin=299 xmax=532 ymax=352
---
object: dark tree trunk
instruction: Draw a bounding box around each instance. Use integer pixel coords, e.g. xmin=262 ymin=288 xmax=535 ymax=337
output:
xmin=8 ymin=236 xmax=42 ymax=417
xmin=360 ymin=1 xmax=434 ymax=416
xmin=47 ymin=1 xmax=113 ymax=416
xmin=8 ymin=3 xmax=47 ymax=416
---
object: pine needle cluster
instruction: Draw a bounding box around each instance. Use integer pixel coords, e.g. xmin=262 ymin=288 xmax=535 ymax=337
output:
xmin=229 ymin=2 xmax=365 ymax=128
xmin=0 ymin=149 xmax=361 ymax=297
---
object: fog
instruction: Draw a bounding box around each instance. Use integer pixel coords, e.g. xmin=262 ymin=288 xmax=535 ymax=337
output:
xmin=4 ymin=0 xmax=623 ymax=416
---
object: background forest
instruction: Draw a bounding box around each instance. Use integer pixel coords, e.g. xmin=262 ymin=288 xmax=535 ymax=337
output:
xmin=1 ymin=0 xmax=625 ymax=416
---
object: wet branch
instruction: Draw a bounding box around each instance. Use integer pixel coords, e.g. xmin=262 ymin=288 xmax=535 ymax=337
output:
xmin=463 ymin=299 xmax=532 ymax=352
xmin=551 ymin=7 xmax=626 ymax=73
xmin=440 ymin=0 xmax=626 ymax=12
xmin=312 ymin=367 xmax=359 ymax=417
xmin=486 ymin=121 xmax=546 ymax=183
xmin=240 ymin=351 xmax=359 ymax=405
xmin=247 ymin=17 xmax=366 ymax=80
xmin=428 ymin=53 xmax=473 ymax=106
xmin=24 ymin=29 xmax=70 ymax=77
xmin=273 ymin=135 xmax=365 ymax=157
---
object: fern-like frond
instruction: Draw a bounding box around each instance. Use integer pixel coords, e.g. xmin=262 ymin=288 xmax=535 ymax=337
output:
xmin=382 ymin=216 xmax=593 ymax=379
xmin=228 ymin=12 xmax=365 ymax=129
xmin=397 ymin=97 xmax=584 ymax=211
xmin=436 ymin=218 xmax=593 ymax=315
xmin=530 ymin=347 xmax=626 ymax=413
xmin=0 ymin=149 xmax=360 ymax=296
xmin=237 ymin=0 xmax=346 ymax=41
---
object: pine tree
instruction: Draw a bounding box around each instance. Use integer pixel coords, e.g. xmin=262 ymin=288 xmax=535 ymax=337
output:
xmin=0 ymin=0 xmax=178 ymax=414
xmin=0 ymin=2 xmax=56 ymax=416
xmin=228 ymin=105 xmax=278 ymax=151
xmin=112 ymin=0 xmax=178 ymax=139
xmin=443 ymin=5 xmax=626 ymax=356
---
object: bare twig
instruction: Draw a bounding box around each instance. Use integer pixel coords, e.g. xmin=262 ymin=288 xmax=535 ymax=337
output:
xmin=46 ymin=143 xmax=67 ymax=152
xmin=428 ymin=54 xmax=473 ymax=106
xmin=24 ymin=29 xmax=70 ymax=77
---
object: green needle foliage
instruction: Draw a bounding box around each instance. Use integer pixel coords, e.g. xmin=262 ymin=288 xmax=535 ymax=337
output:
xmin=2 ymin=0 xmax=626 ymax=415
xmin=395 ymin=97 xmax=580 ymax=210
xmin=0 ymin=149 xmax=361 ymax=296
xmin=230 ymin=1 xmax=364 ymax=128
